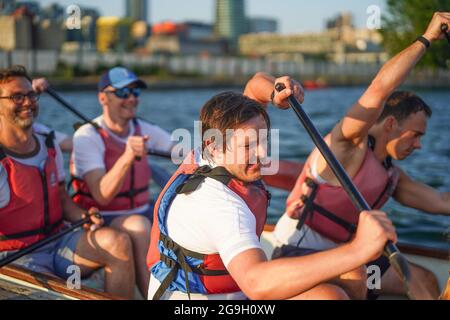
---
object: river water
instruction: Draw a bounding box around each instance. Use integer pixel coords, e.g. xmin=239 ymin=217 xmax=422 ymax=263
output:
xmin=37 ymin=87 xmax=450 ymax=250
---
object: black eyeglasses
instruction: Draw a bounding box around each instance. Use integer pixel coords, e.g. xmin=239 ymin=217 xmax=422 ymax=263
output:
xmin=103 ymin=87 xmax=141 ymax=99
xmin=0 ymin=92 xmax=40 ymax=104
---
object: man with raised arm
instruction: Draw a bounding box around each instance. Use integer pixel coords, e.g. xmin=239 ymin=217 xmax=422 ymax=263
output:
xmin=273 ymin=12 xmax=450 ymax=300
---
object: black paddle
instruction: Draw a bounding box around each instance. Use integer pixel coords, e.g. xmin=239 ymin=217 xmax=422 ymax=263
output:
xmin=45 ymin=87 xmax=172 ymax=160
xmin=0 ymin=212 xmax=101 ymax=269
xmin=275 ymin=83 xmax=413 ymax=298
xmin=441 ymin=23 xmax=450 ymax=44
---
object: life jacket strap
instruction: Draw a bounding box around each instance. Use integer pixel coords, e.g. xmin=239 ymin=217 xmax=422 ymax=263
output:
xmin=295 ymin=177 xmax=319 ymax=246
xmin=69 ymin=176 xmax=149 ymax=201
xmin=0 ymin=219 xmax=64 ymax=241
xmin=0 ymin=149 xmax=6 ymax=161
xmin=176 ymin=165 xmax=233 ymax=195
xmin=153 ymin=232 xmax=229 ymax=300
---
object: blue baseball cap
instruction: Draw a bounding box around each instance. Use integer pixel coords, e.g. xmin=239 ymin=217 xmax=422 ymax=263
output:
xmin=98 ymin=67 xmax=147 ymax=91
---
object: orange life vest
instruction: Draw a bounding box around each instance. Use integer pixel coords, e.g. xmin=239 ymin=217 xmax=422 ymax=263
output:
xmin=0 ymin=132 xmax=64 ymax=251
xmin=287 ymin=136 xmax=400 ymax=243
xmin=71 ymin=119 xmax=152 ymax=211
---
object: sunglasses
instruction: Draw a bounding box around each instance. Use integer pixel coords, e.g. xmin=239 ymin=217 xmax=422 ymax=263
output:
xmin=0 ymin=91 xmax=40 ymax=104
xmin=103 ymin=87 xmax=141 ymax=99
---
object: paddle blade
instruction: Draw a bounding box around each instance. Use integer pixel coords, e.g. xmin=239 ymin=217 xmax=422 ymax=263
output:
xmin=262 ymin=160 xmax=304 ymax=191
xmin=385 ymin=241 xmax=414 ymax=299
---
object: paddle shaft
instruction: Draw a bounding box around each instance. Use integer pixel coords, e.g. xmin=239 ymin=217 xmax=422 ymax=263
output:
xmin=147 ymin=148 xmax=171 ymax=159
xmin=0 ymin=215 xmax=95 ymax=269
xmin=441 ymin=23 xmax=450 ymax=44
xmin=275 ymin=83 xmax=412 ymax=292
xmin=46 ymin=87 xmax=171 ymax=159
xmin=46 ymin=88 xmax=100 ymax=129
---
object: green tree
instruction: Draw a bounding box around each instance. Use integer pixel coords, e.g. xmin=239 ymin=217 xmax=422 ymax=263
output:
xmin=380 ymin=0 xmax=450 ymax=69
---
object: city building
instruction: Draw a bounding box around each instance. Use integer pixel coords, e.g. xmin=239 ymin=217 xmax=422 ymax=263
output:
xmin=183 ymin=21 xmax=214 ymax=40
xmin=0 ymin=15 xmax=32 ymax=50
xmin=239 ymin=13 xmax=386 ymax=64
xmin=248 ymin=17 xmax=278 ymax=34
xmin=96 ymin=16 xmax=133 ymax=52
xmin=14 ymin=1 xmax=39 ymax=16
xmin=214 ymin=0 xmax=247 ymax=50
xmin=0 ymin=0 xmax=16 ymax=15
xmin=0 ymin=3 xmax=64 ymax=51
xmin=125 ymin=0 xmax=148 ymax=23
xmin=65 ymin=6 xmax=100 ymax=50
xmin=148 ymin=21 xmax=226 ymax=56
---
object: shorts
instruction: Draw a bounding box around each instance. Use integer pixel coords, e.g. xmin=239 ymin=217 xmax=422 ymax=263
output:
xmin=0 ymin=228 xmax=84 ymax=280
xmin=272 ymin=244 xmax=391 ymax=300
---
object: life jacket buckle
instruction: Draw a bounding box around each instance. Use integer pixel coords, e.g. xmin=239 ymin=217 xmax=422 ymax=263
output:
xmin=304 ymin=177 xmax=316 ymax=188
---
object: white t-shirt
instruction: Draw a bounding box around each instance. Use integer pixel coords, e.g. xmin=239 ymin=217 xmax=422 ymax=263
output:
xmin=33 ymin=123 xmax=69 ymax=147
xmin=148 ymin=149 xmax=261 ymax=300
xmin=273 ymin=214 xmax=338 ymax=251
xmin=72 ymin=116 xmax=173 ymax=216
xmin=0 ymin=132 xmax=65 ymax=209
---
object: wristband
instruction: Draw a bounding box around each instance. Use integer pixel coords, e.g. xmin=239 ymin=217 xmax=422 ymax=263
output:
xmin=415 ymin=35 xmax=430 ymax=48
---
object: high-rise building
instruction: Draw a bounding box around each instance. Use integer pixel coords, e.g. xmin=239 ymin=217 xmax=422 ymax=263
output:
xmin=0 ymin=0 xmax=16 ymax=15
xmin=125 ymin=0 xmax=148 ymax=23
xmin=214 ymin=0 xmax=247 ymax=49
xmin=97 ymin=16 xmax=133 ymax=52
xmin=248 ymin=17 xmax=278 ymax=34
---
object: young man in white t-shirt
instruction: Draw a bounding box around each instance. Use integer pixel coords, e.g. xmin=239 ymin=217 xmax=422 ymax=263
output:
xmin=0 ymin=65 xmax=136 ymax=299
xmin=146 ymin=76 xmax=398 ymax=300
xmin=70 ymin=67 xmax=174 ymax=298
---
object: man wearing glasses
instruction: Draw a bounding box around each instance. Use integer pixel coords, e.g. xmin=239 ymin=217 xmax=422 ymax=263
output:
xmin=0 ymin=65 xmax=136 ymax=299
xmin=70 ymin=66 xmax=174 ymax=298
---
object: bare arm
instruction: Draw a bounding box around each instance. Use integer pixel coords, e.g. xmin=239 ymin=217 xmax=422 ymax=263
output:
xmin=58 ymin=136 xmax=73 ymax=153
xmin=243 ymin=72 xmax=304 ymax=108
xmin=227 ymin=211 xmax=396 ymax=300
xmin=333 ymin=42 xmax=426 ymax=148
xmin=59 ymin=184 xmax=103 ymax=228
xmin=315 ymin=12 xmax=450 ymax=181
xmin=394 ymin=168 xmax=450 ymax=215
xmin=228 ymin=244 xmax=363 ymax=300
xmin=83 ymin=135 xmax=149 ymax=206
xmin=59 ymin=184 xmax=87 ymax=222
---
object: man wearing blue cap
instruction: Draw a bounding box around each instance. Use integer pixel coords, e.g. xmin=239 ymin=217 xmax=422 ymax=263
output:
xmin=70 ymin=67 xmax=174 ymax=298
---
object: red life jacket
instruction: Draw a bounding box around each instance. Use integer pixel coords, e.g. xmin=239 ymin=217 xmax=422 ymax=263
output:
xmin=0 ymin=132 xmax=64 ymax=252
xmin=287 ymin=136 xmax=400 ymax=243
xmin=71 ymin=119 xmax=152 ymax=211
xmin=146 ymin=151 xmax=269 ymax=299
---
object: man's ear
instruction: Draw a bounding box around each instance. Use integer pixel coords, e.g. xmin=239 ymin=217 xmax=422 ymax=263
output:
xmin=383 ymin=115 xmax=398 ymax=133
xmin=98 ymin=91 xmax=107 ymax=106
xmin=204 ymin=138 xmax=217 ymax=157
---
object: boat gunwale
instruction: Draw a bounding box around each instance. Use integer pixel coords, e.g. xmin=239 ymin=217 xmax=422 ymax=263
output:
xmin=0 ymin=265 xmax=123 ymax=300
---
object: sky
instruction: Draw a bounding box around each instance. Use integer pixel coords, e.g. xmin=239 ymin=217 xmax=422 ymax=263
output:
xmin=35 ymin=0 xmax=387 ymax=34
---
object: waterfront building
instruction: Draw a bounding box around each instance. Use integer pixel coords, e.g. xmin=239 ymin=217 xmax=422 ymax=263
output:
xmin=96 ymin=16 xmax=133 ymax=52
xmin=125 ymin=0 xmax=148 ymax=23
xmin=214 ymin=0 xmax=247 ymax=51
xmin=248 ymin=17 xmax=278 ymax=34
xmin=239 ymin=13 xmax=386 ymax=64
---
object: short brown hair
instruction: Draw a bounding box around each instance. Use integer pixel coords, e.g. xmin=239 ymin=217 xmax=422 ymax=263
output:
xmin=0 ymin=65 xmax=32 ymax=95
xmin=377 ymin=91 xmax=432 ymax=124
xmin=200 ymin=91 xmax=270 ymax=152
